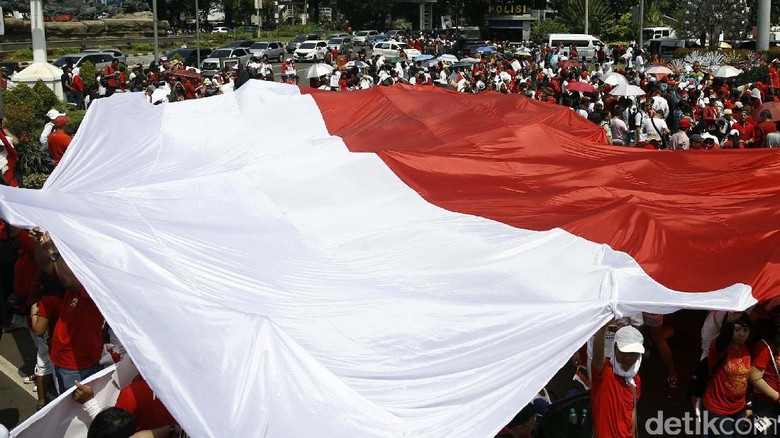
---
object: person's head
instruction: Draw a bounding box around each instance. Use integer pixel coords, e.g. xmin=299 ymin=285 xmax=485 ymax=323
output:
xmin=504 ymin=403 xmax=537 ymax=438
xmin=730 ymin=312 xmax=752 ymax=345
xmin=87 ymin=407 xmax=136 ymax=438
xmin=613 ymin=326 xmax=644 ymax=372
xmin=678 ymin=117 xmax=692 ymax=131
xmin=46 ymin=109 xmax=64 ymax=121
xmin=689 ymin=134 xmax=705 ymax=149
xmin=761 ymin=109 xmax=773 ymax=122
xmin=53 ymin=115 xmax=69 ymax=130
xmin=723 ymin=108 xmax=733 ymax=119
xmin=111 ymin=59 xmax=119 ymax=66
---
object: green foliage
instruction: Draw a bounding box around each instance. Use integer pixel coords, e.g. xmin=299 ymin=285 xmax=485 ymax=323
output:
xmin=130 ymin=43 xmax=154 ymax=53
xmin=3 ymin=103 xmax=38 ymax=142
xmin=121 ymin=0 xmax=149 ymax=13
xmin=767 ymin=47 xmax=780 ymax=62
xmin=50 ymin=47 xmax=79 ymax=57
xmin=79 ymin=61 xmax=97 ymax=90
xmin=22 ymin=173 xmax=50 ymax=190
xmin=333 ymin=0 xmax=393 ymax=29
xmin=391 ymin=18 xmax=412 ymax=31
xmin=600 ymin=12 xmax=636 ymax=44
xmin=64 ymin=110 xmax=86 ymax=136
xmin=531 ymin=19 xmax=569 ymax=43
xmin=734 ymin=66 xmax=768 ymax=87
xmin=15 ymin=140 xmax=50 ymax=177
xmin=170 ymin=53 xmax=186 ymax=64
xmin=32 ymin=80 xmax=59 ymax=113
xmin=5 ymin=84 xmax=44 ymax=118
xmin=11 ymin=49 xmax=32 ymax=60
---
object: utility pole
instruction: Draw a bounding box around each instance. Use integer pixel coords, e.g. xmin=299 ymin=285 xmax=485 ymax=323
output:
xmin=584 ymin=0 xmax=588 ymax=34
xmin=152 ymin=0 xmax=159 ymax=66
xmin=196 ymin=0 xmax=201 ymax=68
xmin=638 ymin=0 xmax=644 ymax=48
xmin=757 ymin=0 xmax=770 ymax=51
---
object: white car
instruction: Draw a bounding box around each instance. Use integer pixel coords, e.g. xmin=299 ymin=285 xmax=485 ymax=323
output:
xmin=294 ymin=40 xmax=329 ymax=62
xmin=211 ymin=26 xmax=230 ymax=34
xmin=353 ymin=30 xmax=379 ymax=45
xmin=371 ymin=42 xmax=421 ymax=59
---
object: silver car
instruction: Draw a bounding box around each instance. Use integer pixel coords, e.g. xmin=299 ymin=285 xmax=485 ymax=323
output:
xmin=248 ymin=41 xmax=285 ymax=62
xmin=327 ymin=37 xmax=353 ymax=53
xmin=83 ymin=48 xmax=127 ymax=65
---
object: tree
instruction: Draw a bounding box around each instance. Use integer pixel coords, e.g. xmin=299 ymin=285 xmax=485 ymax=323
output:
xmin=680 ymin=0 xmax=749 ymax=50
xmin=552 ymin=0 xmax=613 ymax=36
xmin=531 ymin=18 xmax=569 ymax=43
xmin=334 ymin=0 xmax=393 ymax=29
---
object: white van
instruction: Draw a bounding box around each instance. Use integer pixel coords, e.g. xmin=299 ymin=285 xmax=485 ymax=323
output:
xmin=545 ymin=34 xmax=604 ymax=60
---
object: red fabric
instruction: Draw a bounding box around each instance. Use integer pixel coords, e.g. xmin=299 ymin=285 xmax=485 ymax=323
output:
xmin=306 ymin=85 xmax=780 ymax=301
xmin=590 ymin=358 xmax=640 ymax=438
xmin=703 ymin=339 xmax=750 ymax=415
xmin=12 ymin=231 xmax=37 ymax=302
xmin=757 ymin=120 xmax=777 ymax=145
xmin=72 ymin=75 xmax=84 ymax=93
xmin=769 ymin=66 xmax=780 ymax=89
xmin=751 ymin=341 xmax=780 ymax=404
xmin=0 ymin=134 xmax=18 ymax=186
xmin=49 ymin=286 xmax=104 ymax=369
xmin=115 ymin=375 xmax=176 ymax=431
xmin=103 ymin=65 xmax=118 ymax=88
xmin=36 ymin=295 xmax=63 ymax=347
xmin=48 ymin=130 xmax=72 ymax=165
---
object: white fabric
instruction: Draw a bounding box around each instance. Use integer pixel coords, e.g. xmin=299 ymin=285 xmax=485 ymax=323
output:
xmin=1 ymin=80 xmax=755 ymax=437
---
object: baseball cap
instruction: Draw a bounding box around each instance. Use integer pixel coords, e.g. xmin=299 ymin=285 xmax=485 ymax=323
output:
xmin=614 ymin=326 xmax=645 ymax=354
xmin=734 ymin=101 xmax=744 ymax=109
xmin=53 ymin=115 xmax=70 ymax=127
xmin=678 ymin=118 xmax=692 ymax=129
xmin=47 ymin=109 xmax=65 ymax=120
xmin=689 ymin=134 xmax=705 ymax=143
xmin=724 ymin=109 xmax=733 ymax=115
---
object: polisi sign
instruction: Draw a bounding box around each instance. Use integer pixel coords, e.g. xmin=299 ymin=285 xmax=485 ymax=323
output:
xmin=487 ymin=3 xmax=528 ymax=14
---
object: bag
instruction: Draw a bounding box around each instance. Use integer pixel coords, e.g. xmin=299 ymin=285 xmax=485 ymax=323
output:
xmin=650 ymin=117 xmax=669 ymax=149
xmin=628 ymin=109 xmax=638 ymax=131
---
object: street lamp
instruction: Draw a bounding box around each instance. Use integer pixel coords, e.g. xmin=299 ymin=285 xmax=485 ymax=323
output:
xmin=196 ymin=0 xmax=201 ymax=68
xmin=152 ymin=0 xmax=159 ymax=66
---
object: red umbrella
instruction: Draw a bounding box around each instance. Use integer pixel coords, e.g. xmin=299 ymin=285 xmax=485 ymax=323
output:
xmin=565 ymin=81 xmax=596 ymax=93
xmin=174 ymin=69 xmax=202 ymax=79
xmin=557 ymin=59 xmax=581 ymax=69
xmin=752 ymin=102 xmax=780 ymax=122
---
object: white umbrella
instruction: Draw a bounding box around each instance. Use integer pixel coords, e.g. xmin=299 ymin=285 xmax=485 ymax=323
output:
xmin=437 ymin=54 xmax=458 ymax=63
xmin=600 ymin=72 xmax=629 ymax=87
xmin=514 ymin=50 xmax=532 ymax=57
xmin=460 ymin=58 xmax=480 ymax=64
xmin=345 ymin=60 xmax=369 ymax=69
xmin=306 ymin=63 xmax=334 ymax=79
xmin=609 ymin=84 xmax=646 ymax=97
xmin=645 ymin=65 xmax=674 ymax=75
xmin=713 ymin=65 xmax=743 ymax=78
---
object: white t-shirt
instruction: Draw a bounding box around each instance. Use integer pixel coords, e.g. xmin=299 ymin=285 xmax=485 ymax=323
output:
xmin=642 ymin=117 xmax=668 ymax=141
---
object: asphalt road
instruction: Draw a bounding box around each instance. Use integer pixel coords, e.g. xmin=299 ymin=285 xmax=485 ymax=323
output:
xmin=0 ymin=327 xmax=38 ymax=431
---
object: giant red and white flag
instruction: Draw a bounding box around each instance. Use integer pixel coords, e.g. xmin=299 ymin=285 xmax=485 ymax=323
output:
xmin=1 ymin=81 xmax=759 ymax=437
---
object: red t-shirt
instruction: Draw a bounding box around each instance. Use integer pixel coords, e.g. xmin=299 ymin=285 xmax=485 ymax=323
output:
xmin=703 ymin=339 xmax=750 ymax=415
xmin=752 ymin=340 xmax=780 ymax=403
xmin=757 ymin=120 xmax=778 ymax=145
xmin=48 ymin=130 xmax=72 ymax=165
xmin=49 ymin=286 xmax=104 ymax=370
xmin=591 ymin=358 xmax=641 ymax=438
xmin=72 ymin=75 xmax=84 ymax=93
xmin=12 ymin=231 xmax=37 ymax=302
xmin=36 ymin=294 xmax=63 ymax=347
xmin=103 ymin=65 xmax=118 ymax=87
xmin=115 ymin=375 xmax=176 ymax=431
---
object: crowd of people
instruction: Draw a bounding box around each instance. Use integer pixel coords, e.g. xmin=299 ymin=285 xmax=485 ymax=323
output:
xmin=1 ymin=31 xmax=780 ymax=438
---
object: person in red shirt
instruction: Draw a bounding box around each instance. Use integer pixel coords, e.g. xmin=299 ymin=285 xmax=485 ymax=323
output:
xmin=0 ymin=117 xmax=19 ymax=186
xmin=74 ymin=373 xmax=177 ymax=432
xmin=47 ymin=116 xmax=72 ymax=166
xmin=757 ymin=109 xmax=778 ymax=147
xmin=591 ymin=323 xmax=643 ymax=438
xmin=769 ymin=59 xmax=780 ymax=98
xmin=702 ymin=313 xmax=752 ymax=436
xmin=71 ymin=69 xmax=84 ymax=110
xmin=750 ymin=305 xmax=780 ymax=427
xmin=103 ymin=59 xmax=120 ymax=96
xmin=30 ymin=227 xmax=104 ymax=393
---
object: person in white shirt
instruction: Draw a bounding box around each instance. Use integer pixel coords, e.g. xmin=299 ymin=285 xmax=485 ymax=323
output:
xmin=39 ymin=109 xmax=64 ymax=158
xmin=329 ymin=71 xmax=340 ymax=90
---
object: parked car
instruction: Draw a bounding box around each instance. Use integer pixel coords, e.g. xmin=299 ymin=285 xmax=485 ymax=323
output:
xmin=164 ymin=48 xmax=213 ymax=67
xmin=371 ymin=41 xmax=421 ymax=58
xmin=365 ymin=34 xmax=388 ymax=46
xmin=201 ymin=47 xmax=252 ymax=72
xmin=327 ymin=37 xmax=353 ymax=53
xmin=220 ymin=40 xmax=255 ymax=49
xmin=325 ymin=33 xmax=349 ymax=40
xmin=385 ymin=29 xmax=406 ymax=41
xmin=212 ymin=26 xmax=231 ymax=33
xmin=294 ymin=40 xmax=329 ymax=62
xmin=52 ymin=52 xmax=115 ymax=70
xmin=353 ymin=30 xmax=379 ymax=45
xmin=285 ymin=34 xmax=321 ymax=54
xmin=83 ymin=48 xmax=126 ymax=64
xmin=248 ymin=41 xmax=285 ymax=62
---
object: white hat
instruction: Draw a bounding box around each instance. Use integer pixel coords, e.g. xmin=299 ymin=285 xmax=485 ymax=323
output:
xmin=724 ymin=109 xmax=733 ymax=115
xmin=729 ymin=129 xmax=740 ymax=136
xmin=614 ymin=326 xmax=645 ymax=354
xmin=46 ymin=109 xmax=65 ymax=120
xmin=752 ymin=88 xmax=762 ymax=99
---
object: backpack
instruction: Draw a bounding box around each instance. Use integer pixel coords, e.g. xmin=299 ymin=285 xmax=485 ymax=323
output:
xmin=627 ymin=109 xmax=638 ymax=131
